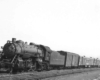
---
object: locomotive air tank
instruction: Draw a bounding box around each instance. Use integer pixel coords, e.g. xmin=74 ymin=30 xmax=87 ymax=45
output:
xmin=3 ymin=38 xmax=43 ymax=58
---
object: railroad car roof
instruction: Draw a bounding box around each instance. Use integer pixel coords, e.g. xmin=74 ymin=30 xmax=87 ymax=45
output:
xmin=58 ymin=50 xmax=80 ymax=56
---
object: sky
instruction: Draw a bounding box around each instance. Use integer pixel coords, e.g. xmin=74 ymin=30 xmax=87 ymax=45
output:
xmin=0 ymin=0 xmax=100 ymax=58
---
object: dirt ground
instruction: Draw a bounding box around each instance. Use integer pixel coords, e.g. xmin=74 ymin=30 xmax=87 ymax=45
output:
xmin=0 ymin=68 xmax=100 ymax=80
xmin=42 ymin=70 xmax=100 ymax=80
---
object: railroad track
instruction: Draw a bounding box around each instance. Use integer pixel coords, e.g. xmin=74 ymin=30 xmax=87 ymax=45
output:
xmin=0 ymin=68 xmax=99 ymax=80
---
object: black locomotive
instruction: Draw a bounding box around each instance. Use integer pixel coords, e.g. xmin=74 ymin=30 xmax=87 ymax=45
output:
xmin=0 ymin=38 xmax=51 ymax=72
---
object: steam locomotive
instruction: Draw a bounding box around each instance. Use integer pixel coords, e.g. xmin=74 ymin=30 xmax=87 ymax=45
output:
xmin=0 ymin=38 xmax=51 ymax=72
xmin=0 ymin=38 xmax=100 ymax=73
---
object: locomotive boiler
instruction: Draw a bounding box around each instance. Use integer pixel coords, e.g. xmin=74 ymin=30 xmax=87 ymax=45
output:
xmin=0 ymin=38 xmax=51 ymax=73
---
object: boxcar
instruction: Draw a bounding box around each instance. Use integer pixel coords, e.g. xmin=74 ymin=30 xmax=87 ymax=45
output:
xmin=98 ymin=59 xmax=100 ymax=67
xmin=79 ymin=56 xmax=87 ymax=67
xmin=84 ymin=57 xmax=93 ymax=67
xmin=89 ymin=57 xmax=94 ymax=67
xmin=65 ymin=52 xmax=73 ymax=68
xmin=58 ymin=51 xmax=80 ymax=68
xmin=93 ymin=59 xmax=97 ymax=67
xmin=71 ymin=53 xmax=80 ymax=67
xmin=96 ymin=59 xmax=100 ymax=67
xmin=79 ymin=56 xmax=83 ymax=67
xmin=58 ymin=51 xmax=73 ymax=68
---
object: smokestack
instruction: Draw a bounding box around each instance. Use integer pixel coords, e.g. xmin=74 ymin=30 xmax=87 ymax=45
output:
xmin=12 ymin=38 xmax=16 ymax=43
